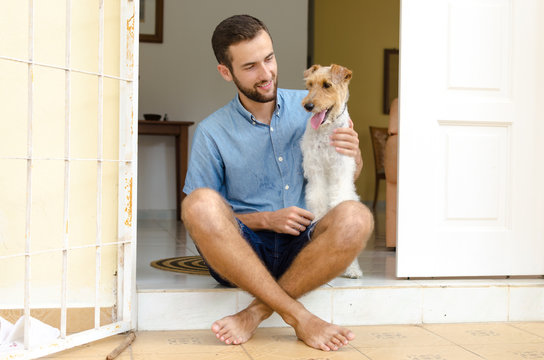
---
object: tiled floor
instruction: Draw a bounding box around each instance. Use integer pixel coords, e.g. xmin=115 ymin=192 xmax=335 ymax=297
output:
xmin=45 ymin=322 xmax=544 ymax=359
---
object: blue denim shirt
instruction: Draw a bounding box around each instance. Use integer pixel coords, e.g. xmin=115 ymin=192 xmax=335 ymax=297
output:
xmin=183 ymin=88 xmax=309 ymax=214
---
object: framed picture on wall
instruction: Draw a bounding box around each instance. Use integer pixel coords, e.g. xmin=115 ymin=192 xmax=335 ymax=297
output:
xmin=140 ymin=0 xmax=164 ymax=43
xmin=383 ymin=48 xmax=399 ymax=114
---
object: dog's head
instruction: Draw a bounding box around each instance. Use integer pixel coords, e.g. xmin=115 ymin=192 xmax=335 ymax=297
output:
xmin=302 ymin=64 xmax=352 ymax=129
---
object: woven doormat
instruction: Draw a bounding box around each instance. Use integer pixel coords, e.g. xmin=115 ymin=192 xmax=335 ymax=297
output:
xmin=150 ymin=256 xmax=210 ymax=275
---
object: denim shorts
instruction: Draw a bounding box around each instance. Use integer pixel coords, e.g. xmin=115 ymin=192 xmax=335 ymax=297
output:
xmin=198 ymin=218 xmax=316 ymax=287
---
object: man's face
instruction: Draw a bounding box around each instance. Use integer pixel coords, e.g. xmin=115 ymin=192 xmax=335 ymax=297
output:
xmin=222 ymin=30 xmax=278 ymax=104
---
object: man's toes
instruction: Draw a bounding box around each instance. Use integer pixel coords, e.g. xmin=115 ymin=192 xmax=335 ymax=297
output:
xmin=220 ymin=332 xmax=232 ymax=342
xmin=331 ymin=336 xmax=343 ymax=348
xmin=211 ymin=322 xmax=221 ymax=334
xmin=338 ymin=328 xmax=355 ymax=341
xmin=334 ymin=333 xmax=348 ymax=345
xmin=224 ymin=334 xmax=240 ymax=345
xmin=319 ymin=342 xmax=331 ymax=352
xmin=217 ymin=327 xmax=230 ymax=340
xmin=326 ymin=341 xmax=339 ymax=351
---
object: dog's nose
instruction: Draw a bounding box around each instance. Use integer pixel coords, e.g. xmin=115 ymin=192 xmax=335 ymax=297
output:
xmin=304 ymin=103 xmax=314 ymax=112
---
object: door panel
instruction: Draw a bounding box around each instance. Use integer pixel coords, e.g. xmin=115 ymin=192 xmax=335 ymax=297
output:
xmin=397 ymin=0 xmax=544 ymax=277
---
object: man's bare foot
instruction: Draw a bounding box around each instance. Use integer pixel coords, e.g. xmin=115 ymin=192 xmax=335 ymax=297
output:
xmin=289 ymin=311 xmax=355 ymax=351
xmin=211 ymin=301 xmax=271 ymax=345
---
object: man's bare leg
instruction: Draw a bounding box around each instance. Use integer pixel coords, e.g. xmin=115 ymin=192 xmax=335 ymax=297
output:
xmin=182 ymin=189 xmax=373 ymax=351
xmin=211 ymin=200 xmax=373 ymax=350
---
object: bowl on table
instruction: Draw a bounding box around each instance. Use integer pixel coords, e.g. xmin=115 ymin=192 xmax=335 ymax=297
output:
xmin=143 ymin=113 xmax=162 ymax=121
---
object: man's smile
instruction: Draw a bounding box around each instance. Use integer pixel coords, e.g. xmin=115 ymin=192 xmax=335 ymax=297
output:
xmin=257 ymin=80 xmax=273 ymax=90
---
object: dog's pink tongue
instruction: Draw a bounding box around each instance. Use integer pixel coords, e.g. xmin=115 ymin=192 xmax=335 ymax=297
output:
xmin=310 ymin=110 xmax=327 ymax=129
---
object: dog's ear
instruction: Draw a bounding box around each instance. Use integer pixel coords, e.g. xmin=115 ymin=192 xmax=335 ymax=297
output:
xmin=330 ymin=64 xmax=352 ymax=84
xmin=304 ymin=64 xmax=321 ymax=79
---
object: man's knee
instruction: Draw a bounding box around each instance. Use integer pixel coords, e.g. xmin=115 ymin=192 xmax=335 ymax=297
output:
xmin=181 ymin=188 xmax=225 ymax=224
xmin=328 ymin=201 xmax=374 ymax=251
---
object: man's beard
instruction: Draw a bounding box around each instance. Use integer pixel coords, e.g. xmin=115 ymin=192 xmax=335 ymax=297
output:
xmin=232 ymin=74 xmax=278 ymax=103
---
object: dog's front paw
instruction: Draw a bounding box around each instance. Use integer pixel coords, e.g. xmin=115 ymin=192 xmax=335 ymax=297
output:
xmin=342 ymin=260 xmax=363 ymax=279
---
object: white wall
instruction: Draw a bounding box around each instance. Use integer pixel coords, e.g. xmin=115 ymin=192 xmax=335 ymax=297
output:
xmin=138 ymin=0 xmax=309 ymax=216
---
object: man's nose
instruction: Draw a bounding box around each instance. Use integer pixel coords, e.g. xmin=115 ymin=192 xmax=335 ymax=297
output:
xmin=257 ymin=63 xmax=272 ymax=79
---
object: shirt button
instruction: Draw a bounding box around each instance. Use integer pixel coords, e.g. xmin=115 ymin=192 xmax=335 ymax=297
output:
xmin=278 ymin=156 xmax=283 ymax=162
xmin=252 ymin=121 xmax=256 ymax=125
xmin=270 ymin=127 xmax=274 ymax=132
xmin=284 ymin=185 xmax=289 ymax=190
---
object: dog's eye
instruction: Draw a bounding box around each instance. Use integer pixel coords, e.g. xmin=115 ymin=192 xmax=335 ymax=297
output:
xmin=323 ymin=82 xmax=331 ymax=89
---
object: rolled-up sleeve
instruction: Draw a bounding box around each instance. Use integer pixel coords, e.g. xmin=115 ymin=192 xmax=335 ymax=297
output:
xmin=182 ymin=126 xmax=224 ymax=196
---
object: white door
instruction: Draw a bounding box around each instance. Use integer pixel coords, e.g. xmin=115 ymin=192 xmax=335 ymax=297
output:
xmin=397 ymin=0 xmax=544 ymax=277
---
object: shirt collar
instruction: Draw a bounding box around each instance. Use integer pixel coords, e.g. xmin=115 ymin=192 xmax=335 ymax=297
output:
xmin=233 ymin=90 xmax=283 ymax=125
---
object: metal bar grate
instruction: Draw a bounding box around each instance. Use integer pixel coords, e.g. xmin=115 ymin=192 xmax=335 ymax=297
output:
xmin=60 ymin=0 xmax=72 ymax=340
xmin=0 ymin=1 xmax=138 ymax=358
xmin=0 ymin=55 xmax=133 ymax=82
xmin=95 ymin=0 xmax=105 ymax=331
xmin=23 ymin=0 xmax=36 ymax=350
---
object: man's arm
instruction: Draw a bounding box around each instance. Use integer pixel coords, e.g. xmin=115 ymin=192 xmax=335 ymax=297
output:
xmin=330 ymin=119 xmax=363 ymax=180
xmin=236 ymin=207 xmax=315 ymax=236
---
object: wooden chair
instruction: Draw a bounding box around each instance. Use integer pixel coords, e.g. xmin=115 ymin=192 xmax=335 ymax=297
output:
xmin=384 ymin=98 xmax=399 ymax=248
xmin=369 ymin=126 xmax=389 ymax=211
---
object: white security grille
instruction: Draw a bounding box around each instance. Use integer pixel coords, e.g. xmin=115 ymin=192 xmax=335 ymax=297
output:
xmin=0 ymin=0 xmax=138 ymax=358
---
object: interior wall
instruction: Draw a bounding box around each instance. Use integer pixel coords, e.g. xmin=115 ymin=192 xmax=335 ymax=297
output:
xmin=138 ymin=0 xmax=309 ymax=216
xmin=313 ymin=0 xmax=400 ymax=203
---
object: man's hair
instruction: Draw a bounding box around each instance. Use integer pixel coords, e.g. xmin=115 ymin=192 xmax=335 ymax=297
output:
xmin=211 ymin=15 xmax=271 ymax=70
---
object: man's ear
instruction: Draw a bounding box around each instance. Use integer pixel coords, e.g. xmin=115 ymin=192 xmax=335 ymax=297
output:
xmin=217 ymin=64 xmax=233 ymax=82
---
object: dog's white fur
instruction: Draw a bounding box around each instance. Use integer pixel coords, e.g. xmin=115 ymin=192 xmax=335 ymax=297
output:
xmin=300 ymin=64 xmax=363 ymax=279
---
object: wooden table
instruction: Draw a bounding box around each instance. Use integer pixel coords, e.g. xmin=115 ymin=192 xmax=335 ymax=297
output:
xmin=138 ymin=120 xmax=194 ymax=220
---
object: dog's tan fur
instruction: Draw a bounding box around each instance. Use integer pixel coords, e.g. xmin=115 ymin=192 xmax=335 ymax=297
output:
xmin=302 ymin=64 xmax=352 ymax=127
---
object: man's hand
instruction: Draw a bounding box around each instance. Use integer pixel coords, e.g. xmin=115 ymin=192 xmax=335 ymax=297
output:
xmin=265 ymin=206 xmax=315 ymax=235
xmin=236 ymin=207 xmax=314 ymax=235
xmin=330 ymin=119 xmax=363 ymax=180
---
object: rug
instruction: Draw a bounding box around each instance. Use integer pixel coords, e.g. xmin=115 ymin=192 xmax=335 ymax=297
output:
xmin=150 ymin=256 xmax=210 ymax=275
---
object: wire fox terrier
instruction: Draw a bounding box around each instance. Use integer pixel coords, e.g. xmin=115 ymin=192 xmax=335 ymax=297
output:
xmin=300 ymin=64 xmax=363 ymax=279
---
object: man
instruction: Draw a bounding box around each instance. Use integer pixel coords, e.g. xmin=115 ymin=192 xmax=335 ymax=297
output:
xmin=182 ymin=15 xmax=374 ymax=352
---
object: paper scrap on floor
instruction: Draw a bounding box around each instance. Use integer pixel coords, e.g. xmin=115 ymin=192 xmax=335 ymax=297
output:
xmin=0 ymin=316 xmax=60 ymax=352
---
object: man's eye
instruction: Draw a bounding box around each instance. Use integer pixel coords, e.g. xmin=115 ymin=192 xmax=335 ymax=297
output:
xmin=323 ymin=82 xmax=331 ymax=89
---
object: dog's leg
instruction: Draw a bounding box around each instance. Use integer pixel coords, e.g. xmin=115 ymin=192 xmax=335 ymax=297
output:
xmin=343 ymin=259 xmax=363 ymax=279
xmin=327 ymin=158 xmax=363 ymax=279
xmin=305 ymin=176 xmax=328 ymax=221
xmin=328 ymin=158 xmax=359 ymax=208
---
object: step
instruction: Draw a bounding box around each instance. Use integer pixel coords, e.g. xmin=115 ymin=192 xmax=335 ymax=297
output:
xmin=136 ymin=259 xmax=544 ymax=331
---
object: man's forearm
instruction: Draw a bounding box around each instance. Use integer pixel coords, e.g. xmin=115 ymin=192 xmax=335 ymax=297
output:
xmin=354 ymin=152 xmax=363 ymax=181
xmin=235 ymin=212 xmax=271 ymax=231
xmin=236 ymin=206 xmax=314 ymax=235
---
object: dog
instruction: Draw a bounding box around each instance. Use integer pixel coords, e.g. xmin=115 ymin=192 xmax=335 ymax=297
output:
xmin=300 ymin=64 xmax=363 ymax=279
